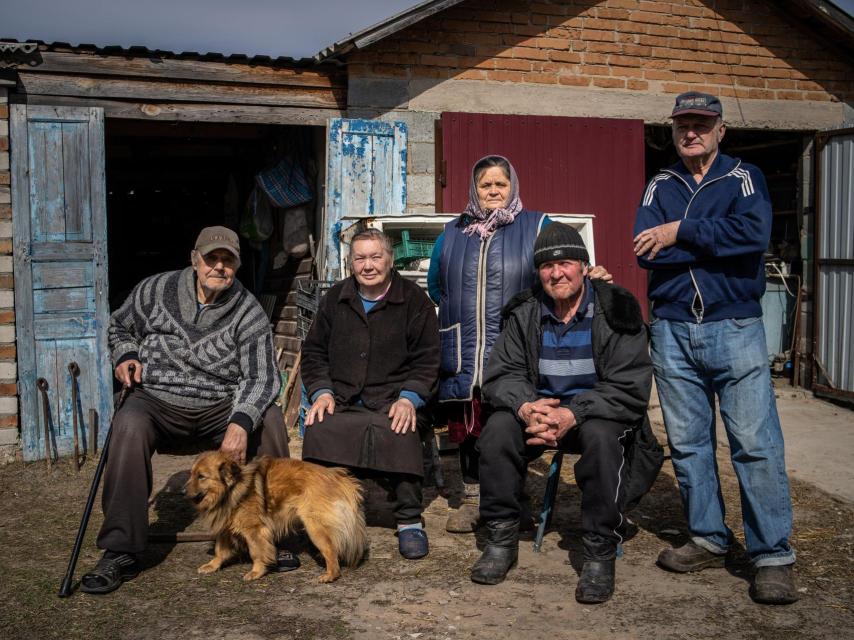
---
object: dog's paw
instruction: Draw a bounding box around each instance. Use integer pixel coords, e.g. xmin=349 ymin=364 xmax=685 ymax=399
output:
xmin=197 ymin=561 xmax=220 ymax=574
xmin=243 ymin=568 xmax=267 ymax=581
xmin=318 ymin=572 xmax=339 ymax=584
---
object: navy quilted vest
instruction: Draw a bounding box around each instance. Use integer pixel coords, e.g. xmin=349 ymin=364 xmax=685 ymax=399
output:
xmin=437 ymin=209 xmax=545 ymax=401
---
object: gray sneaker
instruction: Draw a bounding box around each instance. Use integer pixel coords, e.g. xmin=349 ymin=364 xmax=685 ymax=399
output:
xmin=750 ymin=565 xmax=799 ymax=605
xmin=657 ymin=541 xmax=726 ymax=573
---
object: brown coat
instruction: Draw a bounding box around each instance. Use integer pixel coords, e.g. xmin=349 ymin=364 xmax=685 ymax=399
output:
xmin=300 ymin=272 xmax=439 ymax=476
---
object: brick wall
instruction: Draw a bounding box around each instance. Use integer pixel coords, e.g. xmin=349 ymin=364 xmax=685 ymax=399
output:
xmin=0 ymin=88 xmax=17 ymax=462
xmin=350 ymin=0 xmax=854 ymax=105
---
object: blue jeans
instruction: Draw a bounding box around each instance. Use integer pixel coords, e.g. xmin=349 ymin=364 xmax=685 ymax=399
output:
xmin=650 ymin=316 xmax=795 ymax=567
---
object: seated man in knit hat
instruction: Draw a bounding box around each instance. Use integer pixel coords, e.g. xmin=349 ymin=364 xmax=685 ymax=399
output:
xmin=471 ymin=222 xmax=655 ymax=604
xmin=80 ymin=226 xmax=295 ymax=594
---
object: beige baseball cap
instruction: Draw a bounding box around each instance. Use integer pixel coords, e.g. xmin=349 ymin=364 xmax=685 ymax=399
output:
xmin=194 ymin=226 xmax=240 ymax=258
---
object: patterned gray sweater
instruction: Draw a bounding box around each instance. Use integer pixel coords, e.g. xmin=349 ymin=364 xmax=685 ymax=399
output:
xmin=108 ymin=267 xmax=280 ymax=433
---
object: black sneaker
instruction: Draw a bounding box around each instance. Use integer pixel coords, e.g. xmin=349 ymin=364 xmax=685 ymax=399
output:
xmin=274 ymin=549 xmax=301 ymax=573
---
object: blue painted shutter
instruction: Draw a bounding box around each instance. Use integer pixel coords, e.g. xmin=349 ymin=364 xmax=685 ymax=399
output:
xmin=11 ymin=105 xmax=112 ymax=461
xmin=323 ymin=118 xmax=407 ymax=280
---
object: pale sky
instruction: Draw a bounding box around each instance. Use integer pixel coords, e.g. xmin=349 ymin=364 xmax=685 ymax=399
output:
xmin=1 ymin=0 xmax=421 ymax=59
xmin=2 ymin=0 xmax=852 ymax=60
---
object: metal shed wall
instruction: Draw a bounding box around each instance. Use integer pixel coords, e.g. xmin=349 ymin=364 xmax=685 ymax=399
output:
xmin=815 ymin=130 xmax=854 ymax=398
xmin=440 ymin=112 xmax=647 ymax=306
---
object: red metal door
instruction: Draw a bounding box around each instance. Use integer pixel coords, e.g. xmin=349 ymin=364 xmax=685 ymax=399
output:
xmin=440 ymin=112 xmax=647 ymax=307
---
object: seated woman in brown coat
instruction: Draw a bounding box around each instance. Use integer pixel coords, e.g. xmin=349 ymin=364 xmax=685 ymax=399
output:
xmin=300 ymin=229 xmax=439 ymax=560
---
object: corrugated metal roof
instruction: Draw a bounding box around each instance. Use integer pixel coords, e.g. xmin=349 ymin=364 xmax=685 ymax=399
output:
xmin=0 ymin=39 xmax=316 ymax=67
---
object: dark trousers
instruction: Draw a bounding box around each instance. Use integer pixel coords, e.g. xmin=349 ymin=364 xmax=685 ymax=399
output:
xmin=97 ymin=388 xmax=290 ymax=554
xmin=478 ymin=410 xmax=633 ymax=560
xmin=459 ymin=436 xmax=480 ymax=484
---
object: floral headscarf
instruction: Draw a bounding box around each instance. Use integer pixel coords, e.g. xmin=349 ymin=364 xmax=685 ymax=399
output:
xmin=461 ymin=155 xmax=524 ymax=240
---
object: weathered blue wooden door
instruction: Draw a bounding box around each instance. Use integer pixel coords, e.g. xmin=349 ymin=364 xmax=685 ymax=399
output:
xmin=323 ymin=118 xmax=407 ymax=280
xmin=11 ymin=105 xmax=112 ymax=461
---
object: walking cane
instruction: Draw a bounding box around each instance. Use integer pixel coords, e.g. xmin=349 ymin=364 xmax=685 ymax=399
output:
xmin=68 ymin=362 xmax=82 ymax=471
xmin=58 ymin=365 xmax=135 ymax=598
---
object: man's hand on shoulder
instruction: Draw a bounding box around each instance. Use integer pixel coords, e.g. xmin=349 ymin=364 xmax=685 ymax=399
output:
xmin=305 ymin=393 xmax=335 ymax=426
xmin=115 ymin=359 xmax=143 ymax=387
xmin=220 ymin=423 xmax=248 ymax=464
xmin=588 ymin=265 xmax=613 ymax=283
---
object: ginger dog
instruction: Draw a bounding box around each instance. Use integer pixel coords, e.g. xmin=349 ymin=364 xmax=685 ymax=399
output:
xmin=186 ymin=451 xmax=367 ymax=583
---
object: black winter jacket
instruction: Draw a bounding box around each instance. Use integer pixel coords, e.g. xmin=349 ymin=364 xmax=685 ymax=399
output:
xmin=482 ymin=279 xmax=652 ymax=427
xmin=301 ymin=271 xmax=439 ymax=411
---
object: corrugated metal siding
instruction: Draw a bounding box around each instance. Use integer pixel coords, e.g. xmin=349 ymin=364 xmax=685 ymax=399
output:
xmin=816 ymin=131 xmax=854 ymax=394
xmin=441 ymin=112 xmax=647 ymax=307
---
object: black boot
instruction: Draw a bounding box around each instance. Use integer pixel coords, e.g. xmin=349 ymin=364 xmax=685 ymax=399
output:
xmin=470 ymin=519 xmax=519 ymax=585
xmin=575 ymin=560 xmax=615 ymax=604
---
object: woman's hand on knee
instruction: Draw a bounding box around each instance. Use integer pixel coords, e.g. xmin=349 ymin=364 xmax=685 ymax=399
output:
xmin=388 ymin=398 xmax=416 ymax=434
xmin=306 ymin=393 xmax=335 ymax=426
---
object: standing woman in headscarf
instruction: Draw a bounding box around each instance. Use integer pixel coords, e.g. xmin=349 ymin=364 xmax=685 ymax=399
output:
xmin=428 ymin=155 xmax=610 ymax=532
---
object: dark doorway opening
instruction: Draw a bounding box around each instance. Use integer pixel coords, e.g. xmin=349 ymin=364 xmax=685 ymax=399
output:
xmin=104 ymin=119 xmax=321 ymax=371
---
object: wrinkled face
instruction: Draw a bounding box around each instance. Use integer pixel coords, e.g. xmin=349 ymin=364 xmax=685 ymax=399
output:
xmin=185 ymin=452 xmax=239 ymax=511
xmin=476 ymin=166 xmax=512 ymax=211
xmin=672 ymin=115 xmax=725 ymax=162
xmin=538 ymin=259 xmax=589 ymax=303
xmin=192 ymin=248 xmax=239 ymax=295
xmin=350 ymin=238 xmax=393 ymax=290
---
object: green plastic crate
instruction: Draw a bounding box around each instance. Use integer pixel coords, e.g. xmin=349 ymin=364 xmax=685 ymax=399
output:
xmin=393 ymin=230 xmax=435 ymax=268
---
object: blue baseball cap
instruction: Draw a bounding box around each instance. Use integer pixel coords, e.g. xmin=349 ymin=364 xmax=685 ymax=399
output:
xmin=671 ymin=92 xmax=723 ymax=118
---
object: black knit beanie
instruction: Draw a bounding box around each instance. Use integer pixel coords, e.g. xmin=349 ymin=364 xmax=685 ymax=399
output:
xmin=533 ymin=222 xmax=589 ymax=268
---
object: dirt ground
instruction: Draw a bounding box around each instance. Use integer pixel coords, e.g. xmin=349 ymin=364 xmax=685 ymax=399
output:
xmin=0 ymin=417 xmax=852 ymax=640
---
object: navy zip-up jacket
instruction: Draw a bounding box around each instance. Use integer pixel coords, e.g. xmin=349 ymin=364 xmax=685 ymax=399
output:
xmin=633 ymin=152 xmax=771 ymax=323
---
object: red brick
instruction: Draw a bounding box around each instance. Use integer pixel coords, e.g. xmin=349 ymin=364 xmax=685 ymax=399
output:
xmin=639 ymin=1 xmax=675 ymax=14
xmin=420 ymin=54 xmax=460 ymax=67
xmin=596 ymin=7 xmax=630 ymax=20
xmin=0 ymin=173 xmax=9 ymax=186
xmin=644 ymin=69 xmax=677 ymax=80
xmin=662 ymin=82 xmax=696 ymax=94
xmin=582 ymin=52 xmax=608 ymax=65
xmin=0 ymin=310 xmax=14 ymax=324
xmin=512 ymin=47 xmax=550 ymax=61
xmin=0 ymin=382 xmax=16 ymax=396
xmin=585 ymin=41 xmax=624 ymax=54
xmin=0 ymin=105 xmax=7 ymax=119
xmin=611 ymin=66 xmax=645 ymax=78
xmin=775 ymin=90 xmax=804 ymax=100
xmin=0 ymin=415 xmax=17 ymax=428
xmin=735 ymin=76 xmax=766 ymax=88
xmin=621 ymin=44 xmax=652 ymax=57
xmin=580 ymin=64 xmax=610 ymax=76
xmin=530 ymin=3 xmax=567 ymax=16
xmin=630 ymin=10 xmax=688 ymax=27
xmin=0 ymin=344 xmax=14 ymax=360
xmin=457 ymin=69 xmax=488 ymax=80
xmin=486 ymin=70 xmax=524 ymax=83
xmin=0 ymin=239 xmax=11 ymax=255
xmin=0 ymin=274 xmax=12 ymax=289
xmin=537 ymin=37 xmax=570 ymax=49
xmin=581 ymin=29 xmax=616 ymax=42
xmin=0 ymin=138 xmax=7 ymax=152
xmin=524 ymin=73 xmax=558 ymax=84
xmin=627 ymin=78 xmax=650 ymax=90
xmin=494 ymin=58 xmax=531 ymax=71
xmin=608 ymin=54 xmax=642 ymax=67
xmin=644 ymin=24 xmax=677 ymax=37
xmin=558 ymin=75 xmax=592 ymax=87
xmin=767 ymin=79 xmax=797 ymax=90
xmin=607 ymin=0 xmax=641 ymax=9
xmin=458 ymin=57 xmax=496 ymax=70
xmin=747 ymin=89 xmax=774 ymax=99
xmin=584 ymin=17 xmax=620 ymax=31
xmin=549 ymin=50 xmax=582 ymax=64
xmin=804 ymin=91 xmax=835 ymax=102
xmin=593 ymin=76 xmax=626 ymax=88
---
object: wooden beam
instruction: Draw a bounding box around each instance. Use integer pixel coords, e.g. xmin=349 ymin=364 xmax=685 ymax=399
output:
xmin=23 ymin=95 xmax=340 ymax=125
xmin=28 ymin=51 xmax=346 ymax=89
xmin=18 ymin=73 xmax=345 ymax=109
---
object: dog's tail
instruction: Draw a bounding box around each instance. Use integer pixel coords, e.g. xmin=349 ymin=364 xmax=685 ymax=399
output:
xmin=329 ymin=469 xmax=368 ymax=567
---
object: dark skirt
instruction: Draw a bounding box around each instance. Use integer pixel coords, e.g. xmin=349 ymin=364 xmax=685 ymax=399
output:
xmin=301 ymin=405 xmax=424 ymax=477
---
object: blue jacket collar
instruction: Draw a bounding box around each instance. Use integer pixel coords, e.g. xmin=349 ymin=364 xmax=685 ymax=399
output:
xmin=667 ymin=152 xmax=740 ymax=187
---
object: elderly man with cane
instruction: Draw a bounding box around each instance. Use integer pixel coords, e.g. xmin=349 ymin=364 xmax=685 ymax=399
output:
xmin=78 ymin=226 xmax=292 ymax=594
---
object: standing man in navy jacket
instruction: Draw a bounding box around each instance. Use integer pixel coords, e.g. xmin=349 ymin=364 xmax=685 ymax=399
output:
xmin=633 ymin=92 xmax=797 ymax=605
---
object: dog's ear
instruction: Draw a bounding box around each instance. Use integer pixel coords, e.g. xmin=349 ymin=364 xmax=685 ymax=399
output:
xmin=218 ymin=458 xmax=242 ymax=488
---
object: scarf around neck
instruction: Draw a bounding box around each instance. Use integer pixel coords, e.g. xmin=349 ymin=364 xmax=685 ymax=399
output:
xmin=461 ymin=155 xmax=524 ymax=239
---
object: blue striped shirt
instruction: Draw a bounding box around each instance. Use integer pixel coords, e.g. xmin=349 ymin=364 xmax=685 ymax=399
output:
xmin=537 ymin=282 xmax=597 ymax=403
